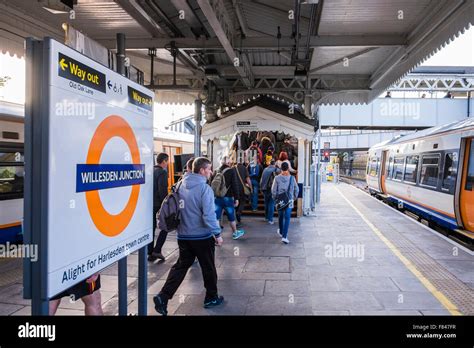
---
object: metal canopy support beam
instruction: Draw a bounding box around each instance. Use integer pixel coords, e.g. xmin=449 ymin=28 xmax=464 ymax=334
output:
xmin=309 ymin=47 xmax=379 ymax=74
xmin=96 ymin=35 xmax=406 ymax=50
xmin=197 ymin=0 xmax=254 ymax=88
xmin=114 ymin=0 xmax=165 ymax=37
xmin=194 ymin=99 xmax=203 ymax=157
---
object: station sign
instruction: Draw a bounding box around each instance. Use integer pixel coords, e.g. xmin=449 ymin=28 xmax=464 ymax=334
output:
xmin=234 ymin=120 xmax=275 ymax=132
xmin=46 ymin=39 xmax=153 ymax=297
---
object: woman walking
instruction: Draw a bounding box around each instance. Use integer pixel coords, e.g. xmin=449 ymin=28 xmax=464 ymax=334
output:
xmin=271 ymin=162 xmax=299 ymax=244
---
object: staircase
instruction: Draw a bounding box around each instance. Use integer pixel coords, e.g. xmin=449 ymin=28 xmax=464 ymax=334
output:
xmin=242 ymin=190 xmax=297 ymax=217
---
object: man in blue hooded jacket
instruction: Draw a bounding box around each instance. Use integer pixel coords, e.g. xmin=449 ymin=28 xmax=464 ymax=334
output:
xmin=153 ymin=157 xmax=224 ymax=315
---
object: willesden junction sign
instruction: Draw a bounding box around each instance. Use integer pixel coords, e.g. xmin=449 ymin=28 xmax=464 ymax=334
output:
xmin=24 ymin=38 xmax=154 ymax=311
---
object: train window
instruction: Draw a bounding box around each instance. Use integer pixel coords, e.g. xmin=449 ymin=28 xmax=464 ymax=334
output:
xmin=442 ymin=152 xmax=458 ymax=193
xmin=464 ymin=144 xmax=474 ymax=191
xmin=420 ymin=155 xmax=439 ymax=188
xmin=0 ymin=165 xmax=24 ymax=195
xmin=369 ymin=157 xmax=378 ymax=176
xmin=393 ymin=156 xmax=404 ymax=180
xmin=387 ymin=157 xmax=393 ymax=178
xmin=403 ymin=155 xmax=419 ymax=183
xmin=0 ymin=152 xmax=24 ymax=163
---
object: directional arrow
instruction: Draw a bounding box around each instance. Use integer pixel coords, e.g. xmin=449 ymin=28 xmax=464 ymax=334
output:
xmin=59 ymin=58 xmax=68 ymax=71
xmin=107 ymin=80 xmax=112 ymax=89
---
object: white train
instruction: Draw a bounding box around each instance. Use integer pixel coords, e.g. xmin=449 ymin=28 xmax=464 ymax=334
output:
xmin=367 ymin=118 xmax=474 ymax=244
xmin=0 ymin=101 xmax=24 ymax=243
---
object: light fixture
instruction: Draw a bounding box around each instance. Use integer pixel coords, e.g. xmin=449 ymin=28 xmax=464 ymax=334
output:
xmin=39 ymin=0 xmax=76 ymax=14
xmin=205 ymin=67 xmax=220 ymax=81
xmin=294 ymin=68 xmax=307 ymax=81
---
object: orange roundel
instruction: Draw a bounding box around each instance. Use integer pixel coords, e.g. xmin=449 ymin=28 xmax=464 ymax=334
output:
xmin=85 ymin=115 xmax=141 ymax=237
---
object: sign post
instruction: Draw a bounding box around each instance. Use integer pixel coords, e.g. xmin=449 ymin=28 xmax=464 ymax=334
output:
xmin=24 ymin=37 xmax=154 ymax=315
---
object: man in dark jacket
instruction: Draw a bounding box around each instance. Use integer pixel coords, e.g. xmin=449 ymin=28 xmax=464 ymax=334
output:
xmin=234 ymin=157 xmax=251 ymax=229
xmin=213 ymin=156 xmax=245 ymax=240
xmin=149 ymin=152 xmax=169 ymax=262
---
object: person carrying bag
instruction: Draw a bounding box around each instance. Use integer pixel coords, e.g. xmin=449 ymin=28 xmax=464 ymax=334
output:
xmin=271 ymin=162 xmax=299 ymax=244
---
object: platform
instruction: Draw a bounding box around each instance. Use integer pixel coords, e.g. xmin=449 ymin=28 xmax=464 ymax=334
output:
xmin=0 ymin=182 xmax=472 ymax=316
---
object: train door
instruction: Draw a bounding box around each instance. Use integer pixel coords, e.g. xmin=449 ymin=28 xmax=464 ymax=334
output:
xmin=162 ymin=145 xmax=182 ymax=189
xmin=379 ymin=150 xmax=388 ymax=193
xmin=460 ymin=138 xmax=474 ymax=232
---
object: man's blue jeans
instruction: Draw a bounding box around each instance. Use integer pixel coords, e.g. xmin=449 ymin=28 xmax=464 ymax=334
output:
xmin=263 ymin=190 xmax=275 ymax=222
xmin=278 ymin=206 xmax=292 ymax=239
xmin=250 ymin=178 xmax=259 ymax=210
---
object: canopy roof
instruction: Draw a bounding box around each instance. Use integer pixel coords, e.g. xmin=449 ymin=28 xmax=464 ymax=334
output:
xmin=1 ymin=0 xmax=472 ymax=110
xmin=202 ymin=96 xmax=314 ymax=141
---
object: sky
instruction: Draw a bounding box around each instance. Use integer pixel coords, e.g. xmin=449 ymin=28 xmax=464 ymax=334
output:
xmin=0 ymin=26 xmax=473 ymax=130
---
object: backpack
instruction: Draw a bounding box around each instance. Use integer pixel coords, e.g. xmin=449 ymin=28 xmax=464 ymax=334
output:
xmin=275 ymin=176 xmax=293 ymax=211
xmin=266 ymin=170 xmax=276 ymax=190
xmin=211 ymin=168 xmax=231 ymax=198
xmin=249 ymin=163 xmax=260 ymax=178
xmin=157 ymin=181 xmax=182 ymax=232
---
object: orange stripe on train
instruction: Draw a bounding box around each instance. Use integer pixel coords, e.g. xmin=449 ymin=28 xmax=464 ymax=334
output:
xmin=388 ymin=192 xmax=456 ymax=219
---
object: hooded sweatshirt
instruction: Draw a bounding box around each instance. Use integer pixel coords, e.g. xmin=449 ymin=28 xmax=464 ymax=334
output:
xmin=176 ymin=173 xmax=221 ymax=240
xmin=271 ymin=173 xmax=299 ymax=209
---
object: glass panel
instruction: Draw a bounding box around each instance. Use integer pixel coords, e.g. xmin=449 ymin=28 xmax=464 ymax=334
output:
xmin=404 ymin=156 xmax=419 ymax=183
xmin=387 ymin=157 xmax=393 ymax=177
xmin=370 ymin=157 xmax=378 ymax=176
xmin=0 ymin=166 xmax=24 ymax=194
xmin=464 ymin=144 xmax=474 ymax=191
xmin=420 ymin=157 xmax=439 ymax=189
xmin=0 ymin=152 xmax=24 ymax=163
xmin=443 ymin=152 xmax=458 ymax=193
xmin=393 ymin=157 xmax=404 ymax=180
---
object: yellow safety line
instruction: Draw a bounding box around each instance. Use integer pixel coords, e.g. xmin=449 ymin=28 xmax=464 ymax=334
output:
xmin=334 ymin=186 xmax=462 ymax=316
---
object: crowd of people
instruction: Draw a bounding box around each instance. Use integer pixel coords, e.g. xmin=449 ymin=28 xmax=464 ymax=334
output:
xmin=151 ymin=134 xmax=299 ymax=315
xmin=48 ymin=134 xmax=299 ymax=316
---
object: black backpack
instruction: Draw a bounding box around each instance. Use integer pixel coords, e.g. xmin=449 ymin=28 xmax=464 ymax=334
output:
xmin=158 ymin=181 xmax=182 ymax=231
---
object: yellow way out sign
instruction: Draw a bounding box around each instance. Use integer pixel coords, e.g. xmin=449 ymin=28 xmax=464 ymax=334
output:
xmin=58 ymin=52 xmax=106 ymax=93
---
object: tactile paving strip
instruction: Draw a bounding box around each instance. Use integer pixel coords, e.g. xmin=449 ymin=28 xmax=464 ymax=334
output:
xmin=343 ymin=185 xmax=474 ymax=315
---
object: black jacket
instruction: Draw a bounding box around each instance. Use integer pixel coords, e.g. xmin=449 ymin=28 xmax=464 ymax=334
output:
xmin=217 ymin=164 xmax=240 ymax=200
xmin=234 ymin=163 xmax=249 ymax=196
xmin=153 ymin=166 xmax=168 ymax=209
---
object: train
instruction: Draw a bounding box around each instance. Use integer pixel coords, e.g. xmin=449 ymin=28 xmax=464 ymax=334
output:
xmin=366 ymin=118 xmax=474 ymax=246
xmin=0 ymin=102 xmax=24 ymax=243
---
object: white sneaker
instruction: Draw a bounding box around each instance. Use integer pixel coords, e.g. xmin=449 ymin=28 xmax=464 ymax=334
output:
xmin=268 ymin=220 xmax=274 ymax=225
xmin=282 ymin=237 xmax=290 ymax=244
xmin=276 ymin=228 xmax=281 ymax=237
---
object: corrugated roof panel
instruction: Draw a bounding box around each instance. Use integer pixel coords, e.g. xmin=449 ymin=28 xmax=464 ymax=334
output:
xmin=319 ymin=0 xmax=432 ymax=35
xmin=311 ymin=47 xmax=397 ymax=75
xmin=70 ymin=1 xmax=152 ymax=39
xmin=240 ymin=1 xmax=310 ymax=37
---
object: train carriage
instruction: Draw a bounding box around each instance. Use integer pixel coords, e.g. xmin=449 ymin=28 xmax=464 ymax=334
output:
xmin=0 ymin=102 xmax=25 ymax=243
xmin=367 ymin=119 xmax=474 ymax=243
